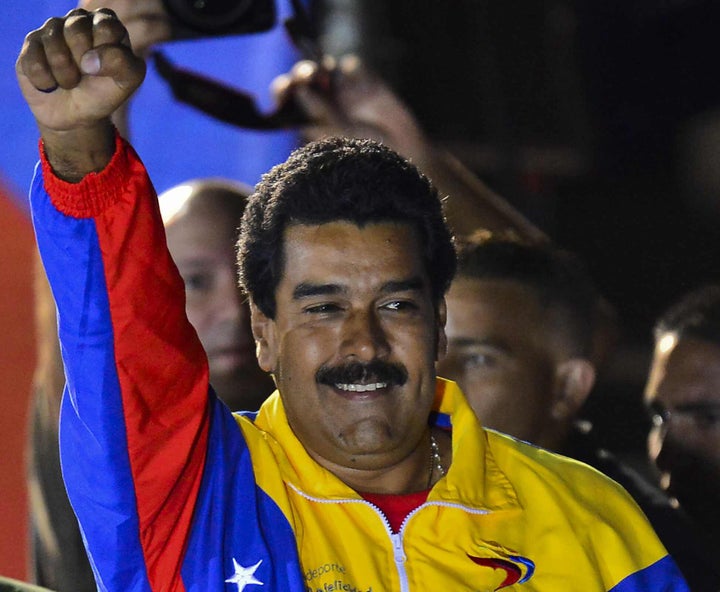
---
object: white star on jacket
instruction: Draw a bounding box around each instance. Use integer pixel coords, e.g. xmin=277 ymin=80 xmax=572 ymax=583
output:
xmin=225 ymin=558 xmax=264 ymax=591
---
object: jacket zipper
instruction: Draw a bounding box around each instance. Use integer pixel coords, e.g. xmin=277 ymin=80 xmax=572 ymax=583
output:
xmin=390 ymin=531 xmax=409 ymax=592
xmin=289 ymin=484 xmax=491 ymax=591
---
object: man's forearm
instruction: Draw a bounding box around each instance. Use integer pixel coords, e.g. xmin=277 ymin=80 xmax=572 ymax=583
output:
xmin=423 ymin=147 xmax=548 ymax=243
xmin=39 ymin=120 xmax=116 ymax=183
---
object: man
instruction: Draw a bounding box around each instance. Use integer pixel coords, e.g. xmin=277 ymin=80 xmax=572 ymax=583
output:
xmin=437 ymin=235 xmax=598 ymax=451
xmin=17 ymin=9 xmax=688 ymax=590
xmin=160 ymin=179 xmax=275 ymax=410
xmin=644 ymin=285 xmax=720 ymax=584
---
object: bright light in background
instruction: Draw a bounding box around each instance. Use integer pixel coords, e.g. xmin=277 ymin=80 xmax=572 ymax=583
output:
xmin=159 ymin=184 xmax=194 ymax=224
xmin=658 ymin=332 xmax=678 ymax=354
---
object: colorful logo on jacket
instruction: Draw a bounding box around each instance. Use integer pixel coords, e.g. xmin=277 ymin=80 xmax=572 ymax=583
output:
xmin=467 ymin=545 xmax=535 ymax=590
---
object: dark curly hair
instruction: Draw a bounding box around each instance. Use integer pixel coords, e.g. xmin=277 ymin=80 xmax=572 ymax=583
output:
xmin=237 ymin=137 xmax=456 ymax=318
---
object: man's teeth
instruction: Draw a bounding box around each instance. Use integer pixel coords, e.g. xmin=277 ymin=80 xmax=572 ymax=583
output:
xmin=335 ymin=382 xmax=388 ymax=392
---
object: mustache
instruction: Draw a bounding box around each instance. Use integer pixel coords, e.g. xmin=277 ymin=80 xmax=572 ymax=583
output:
xmin=316 ymin=360 xmax=408 ymax=388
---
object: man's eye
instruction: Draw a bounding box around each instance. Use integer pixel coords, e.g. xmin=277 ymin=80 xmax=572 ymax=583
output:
xmin=690 ymin=410 xmax=720 ymax=430
xmin=382 ymin=300 xmax=417 ymax=312
xmin=183 ymin=273 xmax=211 ymax=292
xmin=462 ymin=352 xmax=495 ymax=369
xmin=645 ymin=404 xmax=720 ymax=431
xmin=305 ymin=303 xmax=342 ymax=314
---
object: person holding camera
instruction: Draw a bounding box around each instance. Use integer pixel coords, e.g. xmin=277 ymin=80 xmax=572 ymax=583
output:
xmin=17 ymin=9 xmax=689 ymax=591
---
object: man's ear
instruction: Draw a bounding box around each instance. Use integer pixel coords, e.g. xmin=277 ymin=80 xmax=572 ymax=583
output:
xmin=250 ymin=301 xmax=277 ymax=373
xmin=551 ymin=358 xmax=596 ymax=421
xmin=435 ymin=298 xmax=448 ymax=361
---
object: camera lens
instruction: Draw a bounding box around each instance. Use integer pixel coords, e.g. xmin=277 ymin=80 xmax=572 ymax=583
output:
xmin=165 ymin=0 xmax=257 ymax=33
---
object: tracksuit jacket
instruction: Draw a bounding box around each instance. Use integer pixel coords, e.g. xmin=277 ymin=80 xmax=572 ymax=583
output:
xmin=29 ymin=134 xmax=690 ymax=591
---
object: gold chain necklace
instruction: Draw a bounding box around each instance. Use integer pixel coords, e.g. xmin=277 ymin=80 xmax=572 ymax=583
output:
xmin=427 ymin=433 xmax=446 ymax=489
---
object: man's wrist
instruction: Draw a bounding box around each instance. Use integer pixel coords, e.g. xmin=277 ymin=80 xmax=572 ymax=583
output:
xmin=39 ymin=119 xmax=116 ymax=183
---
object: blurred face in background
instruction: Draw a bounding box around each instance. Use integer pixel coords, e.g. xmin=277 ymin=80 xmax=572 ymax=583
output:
xmin=645 ymin=333 xmax=720 ymax=524
xmin=163 ymin=183 xmax=274 ymax=411
xmin=437 ymin=278 xmax=593 ymax=450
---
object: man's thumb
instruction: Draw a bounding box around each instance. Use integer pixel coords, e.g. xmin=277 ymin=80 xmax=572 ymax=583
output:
xmin=80 ymin=50 xmax=101 ymax=75
xmin=80 ymin=46 xmax=146 ymax=90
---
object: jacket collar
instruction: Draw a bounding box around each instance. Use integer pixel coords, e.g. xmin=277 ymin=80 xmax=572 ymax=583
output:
xmin=253 ymin=378 xmax=519 ymax=511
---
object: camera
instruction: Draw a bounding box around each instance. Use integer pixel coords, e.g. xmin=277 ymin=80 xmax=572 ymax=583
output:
xmin=163 ymin=0 xmax=276 ymax=39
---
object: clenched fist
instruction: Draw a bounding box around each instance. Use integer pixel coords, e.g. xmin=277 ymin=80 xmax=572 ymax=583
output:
xmin=16 ymin=9 xmax=146 ymax=180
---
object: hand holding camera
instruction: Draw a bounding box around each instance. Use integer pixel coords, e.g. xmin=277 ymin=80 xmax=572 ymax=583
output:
xmin=79 ymin=0 xmax=274 ymax=50
xmin=271 ymin=56 xmax=433 ymax=169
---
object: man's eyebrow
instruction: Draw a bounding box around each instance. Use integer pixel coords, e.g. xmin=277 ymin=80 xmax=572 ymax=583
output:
xmin=292 ymin=277 xmax=426 ymax=300
xmin=292 ymin=282 xmax=344 ymax=300
xmin=449 ymin=336 xmax=513 ymax=354
xmin=380 ymin=277 xmax=426 ymax=294
xmin=674 ymin=402 xmax=720 ymax=414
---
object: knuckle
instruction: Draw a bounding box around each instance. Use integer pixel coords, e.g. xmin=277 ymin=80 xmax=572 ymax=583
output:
xmin=95 ymin=7 xmax=118 ymax=17
xmin=92 ymin=7 xmax=120 ymax=29
xmin=339 ymin=54 xmax=361 ymax=74
xmin=270 ymin=74 xmax=291 ymax=95
xmin=24 ymin=58 xmax=52 ymax=82
xmin=93 ymin=17 xmax=126 ymax=39
xmin=46 ymin=50 xmax=74 ymax=70
xmin=44 ymin=16 xmax=65 ymax=28
xmin=22 ymin=30 xmax=41 ymax=49
xmin=40 ymin=17 xmax=64 ymax=40
xmin=66 ymin=8 xmax=90 ymax=18
xmin=64 ymin=12 xmax=91 ymax=33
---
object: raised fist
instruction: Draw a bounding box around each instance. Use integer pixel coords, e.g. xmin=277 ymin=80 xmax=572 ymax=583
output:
xmin=16 ymin=8 xmax=146 ymax=134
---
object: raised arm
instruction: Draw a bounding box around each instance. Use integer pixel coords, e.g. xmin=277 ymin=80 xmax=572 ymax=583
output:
xmin=271 ymin=56 xmax=548 ymax=243
xmin=20 ymin=9 xmax=166 ymax=589
xmin=18 ymin=11 xmax=212 ymax=590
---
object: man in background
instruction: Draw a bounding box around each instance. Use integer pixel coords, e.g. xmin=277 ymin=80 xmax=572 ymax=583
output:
xmin=644 ymin=285 xmax=720 ymax=589
xmin=160 ymin=179 xmax=274 ymax=410
xmin=437 ymin=234 xmax=599 ymax=452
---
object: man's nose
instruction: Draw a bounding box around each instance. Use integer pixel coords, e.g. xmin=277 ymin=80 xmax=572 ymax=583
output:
xmin=340 ymin=309 xmax=390 ymax=361
xmin=215 ymin=274 xmax=246 ymax=323
xmin=650 ymin=423 xmax=679 ymax=475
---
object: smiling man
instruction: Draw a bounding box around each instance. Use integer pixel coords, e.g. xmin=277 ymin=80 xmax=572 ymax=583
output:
xmin=17 ymin=9 xmax=689 ymax=591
